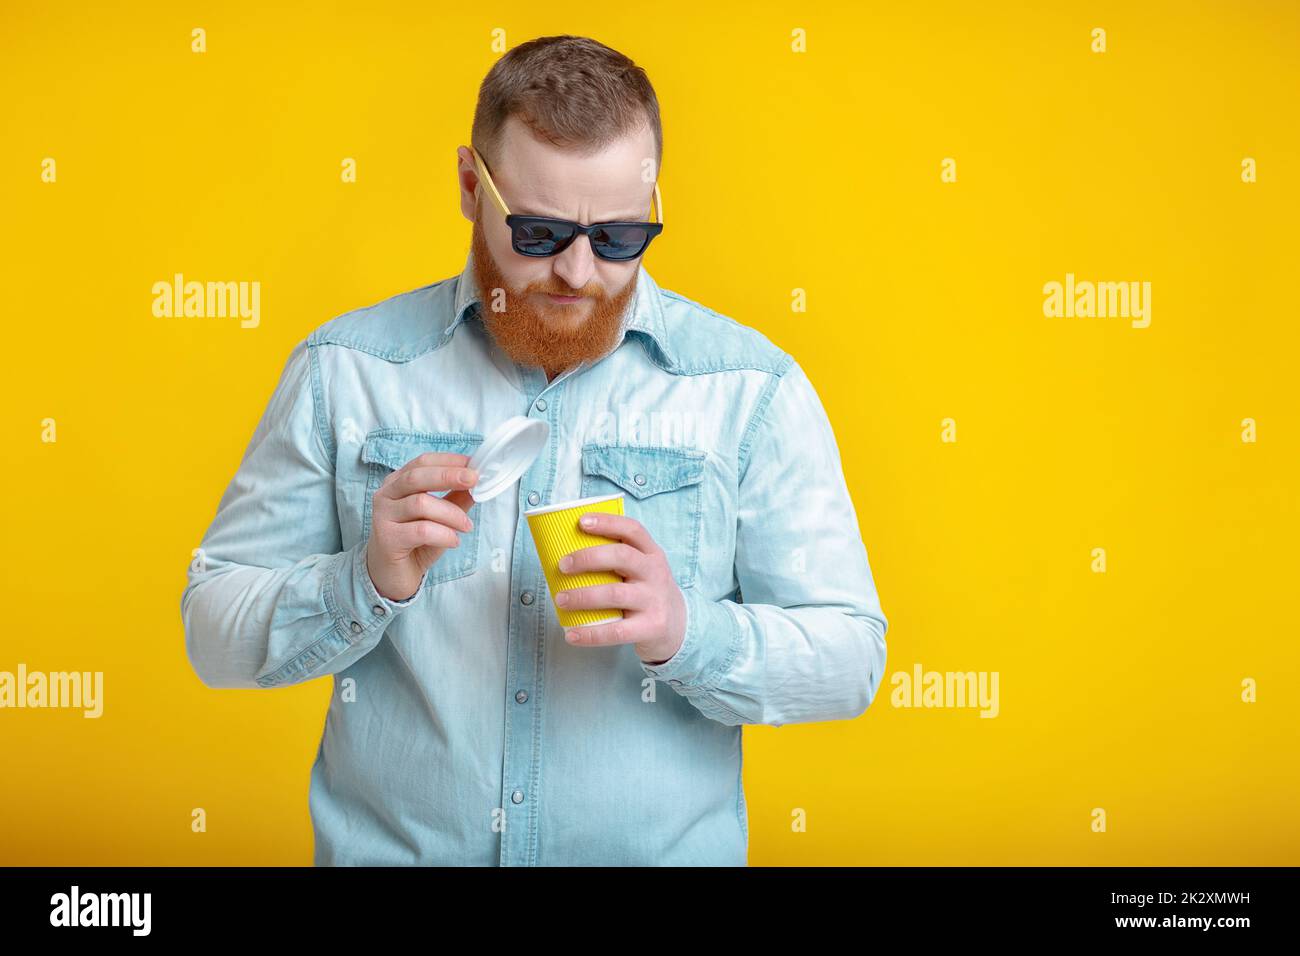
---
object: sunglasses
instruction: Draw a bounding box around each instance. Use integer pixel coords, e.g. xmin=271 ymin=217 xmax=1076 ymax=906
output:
xmin=469 ymin=145 xmax=664 ymax=262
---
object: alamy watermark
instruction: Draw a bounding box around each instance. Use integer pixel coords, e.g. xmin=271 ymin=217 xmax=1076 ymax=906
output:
xmin=152 ymin=273 xmax=260 ymax=328
xmin=0 ymin=664 xmax=103 ymax=718
xmin=1043 ymin=273 xmax=1151 ymax=328
xmin=890 ymin=663 xmax=1000 ymax=718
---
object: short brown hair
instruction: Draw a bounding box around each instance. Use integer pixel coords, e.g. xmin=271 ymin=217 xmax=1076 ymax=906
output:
xmin=471 ymin=35 xmax=662 ymax=173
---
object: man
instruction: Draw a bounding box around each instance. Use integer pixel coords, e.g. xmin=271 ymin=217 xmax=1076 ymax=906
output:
xmin=181 ymin=34 xmax=888 ymax=866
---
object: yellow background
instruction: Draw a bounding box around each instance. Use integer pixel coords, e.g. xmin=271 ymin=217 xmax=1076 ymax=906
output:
xmin=2 ymin=1 xmax=1296 ymax=865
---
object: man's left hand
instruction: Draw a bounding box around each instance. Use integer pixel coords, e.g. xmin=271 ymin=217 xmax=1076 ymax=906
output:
xmin=553 ymin=510 xmax=686 ymax=665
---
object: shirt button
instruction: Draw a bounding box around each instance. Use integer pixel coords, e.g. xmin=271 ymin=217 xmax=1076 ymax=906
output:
xmin=372 ymin=604 xmax=386 ymax=616
xmin=515 ymin=690 xmax=528 ymax=704
xmin=535 ymin=398 xmax=547 ymax=412
xmin=511 ymin=790 xmax=524 ymax=804
xmin=634 ymin=473 xmax=647 ymax=486
xmin=527 ymin=491 xmax=540 ymax=506
xmin=520 ymin=591 xmax=534 ymax=605
xmin=668 ymin=679 xmax=682 ymax=686
xmin=349 ymin=621 xmax=362 ymax=634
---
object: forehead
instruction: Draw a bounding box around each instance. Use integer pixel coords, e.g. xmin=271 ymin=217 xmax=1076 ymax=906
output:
xmin=491 ymin=116 xmax=657 ymax=221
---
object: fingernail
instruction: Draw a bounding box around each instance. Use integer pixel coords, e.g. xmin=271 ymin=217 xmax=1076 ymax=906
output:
xmin=555 ymin=591 xmax=569 ymax=606
xmin=558 ymin=555 xmax=571 ymax=572
xmin=565 ymin=630 xmax=578 ymax=643
xmin=464 ymin=516 xmax=474 ymax=530
xmin=580 ymin=514 xmax=595 ymax=528
xmin=459 ymin=469 xmax=474 ymax=483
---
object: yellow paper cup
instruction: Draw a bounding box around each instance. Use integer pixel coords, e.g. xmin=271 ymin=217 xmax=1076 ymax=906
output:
xmin=525 ymin=493 xmax=626 ymax=629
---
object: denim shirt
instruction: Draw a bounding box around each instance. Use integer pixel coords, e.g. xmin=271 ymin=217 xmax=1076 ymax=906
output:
xmin=181 ymin=250 xmax=888 ymax=866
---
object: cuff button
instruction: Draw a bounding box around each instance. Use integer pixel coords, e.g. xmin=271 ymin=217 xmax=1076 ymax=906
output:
xmin=372 ymin=604 xmax=387 ymax=616
xmin=350 ymin=620 xmax=363 ymax=634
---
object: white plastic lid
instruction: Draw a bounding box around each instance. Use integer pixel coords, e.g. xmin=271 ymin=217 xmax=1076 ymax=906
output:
xmin=467 ymin=415 xmax=550 ymax=503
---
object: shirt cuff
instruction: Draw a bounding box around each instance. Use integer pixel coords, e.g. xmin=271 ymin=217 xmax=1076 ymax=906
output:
xmin=640 ymin=587 xmax=741 ymax=689
xmin=325 ymin=541 xmax=426 ymax=643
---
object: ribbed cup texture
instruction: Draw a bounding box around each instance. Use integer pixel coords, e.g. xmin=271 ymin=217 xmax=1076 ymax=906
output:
xmin=526 ymin=496 xmax=626 ymax=628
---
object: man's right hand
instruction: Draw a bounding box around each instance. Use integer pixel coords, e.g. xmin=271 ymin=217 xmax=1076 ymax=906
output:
xmin=365 ymin=452 xmax=479 ymax=602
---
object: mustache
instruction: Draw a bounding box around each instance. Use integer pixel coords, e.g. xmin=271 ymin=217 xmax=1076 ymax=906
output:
xmin=534 ymin=284 xmax=600 ymax=299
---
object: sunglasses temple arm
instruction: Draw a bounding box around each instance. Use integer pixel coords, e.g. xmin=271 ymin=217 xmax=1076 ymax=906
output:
xmin=470 ymin=147 xmax=511 ymax=217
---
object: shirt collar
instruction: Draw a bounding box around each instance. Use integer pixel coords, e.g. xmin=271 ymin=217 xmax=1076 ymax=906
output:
xmin=446 ymin=249 xmax=677 ymax=372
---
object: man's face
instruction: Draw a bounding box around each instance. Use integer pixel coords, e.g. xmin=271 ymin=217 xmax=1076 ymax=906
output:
xmin=458 ymin=116 xmax=657 ymax=378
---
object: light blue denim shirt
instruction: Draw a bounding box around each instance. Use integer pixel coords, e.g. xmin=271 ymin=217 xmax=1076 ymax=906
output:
xmin=181 ymin=251 xmax=888 ymax=866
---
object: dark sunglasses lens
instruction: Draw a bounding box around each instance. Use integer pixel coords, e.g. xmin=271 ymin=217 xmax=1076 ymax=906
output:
xmin=513 ymin=220 xmax=575 ymax=256
xmin=590 ymin=225 xmax=651 ymax=260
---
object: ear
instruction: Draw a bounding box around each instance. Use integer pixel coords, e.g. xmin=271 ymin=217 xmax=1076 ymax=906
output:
xmin=457 ymin=147 xmax=481 ymax=223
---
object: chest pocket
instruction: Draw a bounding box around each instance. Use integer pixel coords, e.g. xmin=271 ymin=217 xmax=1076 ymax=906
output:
xmin=580 ymin=443 xmax=706 ymax=589
xmin=361 ymin=429 xmax=484 ymax=587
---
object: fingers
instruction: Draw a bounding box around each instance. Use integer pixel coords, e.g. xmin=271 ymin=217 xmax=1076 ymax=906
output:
xmin=564 ymin=617 xmax=637 ymax=647
xmin=558 ymin=541 xmax=649 ymax=579
xmin=377 ymin=486 xmax=475 ymax=553
xmin=573 ymin=511 xmax=660 ymax=556
xmin=554 ymin=580 xmax=646 ymax=613
xmin=380 ymin=453 xmax=479 ymax=499
xmin=384 ymin=488 xmax=475 ymax=532
xmin=387 ymin=516 xmax=463 ymax=552
xmin=440 ymin=488 xmax=477 ymax=514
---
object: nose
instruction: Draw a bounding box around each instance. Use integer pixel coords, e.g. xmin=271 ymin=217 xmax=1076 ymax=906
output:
xmin=552 ymin=233 xmax=596 ymax=293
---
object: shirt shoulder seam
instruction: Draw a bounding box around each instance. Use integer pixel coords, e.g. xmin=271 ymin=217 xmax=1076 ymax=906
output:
xmin=306 ymin=340 xmax=337 ymax=470
xmin=736 ymin=353 xmax=796 ymax=483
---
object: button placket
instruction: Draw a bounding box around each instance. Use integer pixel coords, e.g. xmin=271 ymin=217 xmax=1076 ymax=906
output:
xmin=501 ymin=385 xmax=554 ymax=867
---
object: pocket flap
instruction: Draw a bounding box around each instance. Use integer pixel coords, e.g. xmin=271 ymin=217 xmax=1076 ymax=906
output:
xmin=361 ymin=430 xmax=484 ymax=472
xmin=580 ymin=443 xmax=706 ymax=500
